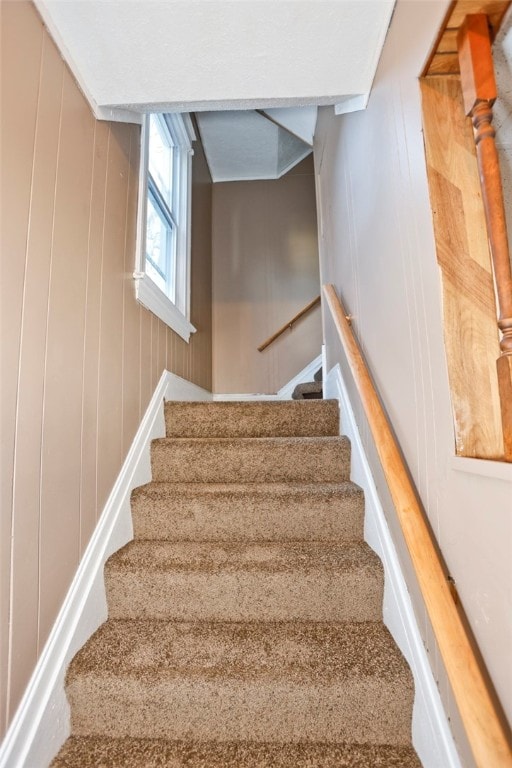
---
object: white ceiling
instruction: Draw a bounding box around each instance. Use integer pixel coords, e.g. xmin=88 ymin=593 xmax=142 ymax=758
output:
xmin=196 ymin=110 xmax=313 ymax=182
xmin=35 ymin=1 xmax=396 ymax=122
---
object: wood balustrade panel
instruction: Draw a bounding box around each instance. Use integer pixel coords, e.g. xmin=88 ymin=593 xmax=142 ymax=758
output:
xmin=497 ymin=354 xmax=512 ymax=456
xmin=423 ymin=0 xmax=511 ymax=75
xmin=447 ymin=0 xmax=510 ymax=30
xmin=420 ymin=76 xmax=504 ymax=459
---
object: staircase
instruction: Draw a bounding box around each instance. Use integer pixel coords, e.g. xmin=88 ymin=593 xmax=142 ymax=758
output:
xmin=51 ymin=399 xmax=421 ymax=767
xmin=292 ymin=367 xmax=323 ymax=400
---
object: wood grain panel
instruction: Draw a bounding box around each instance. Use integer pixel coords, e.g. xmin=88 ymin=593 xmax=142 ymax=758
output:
xmin=8 ymin=31 xmax=63 ymax=722
xmin=151 ymin=315 xmax=160 ymax=390
xmin=428 ymin=52 xmax=461 ymax=75
xmin=122 ymin=133 xmax=142 ymax=459
xmin=424 ymin=0 xmax=511 ymax=75
xmin=139 ymin=307 xmax=153 ymax=415
xmin=39 ymin=66 xmax=95 ymax=650
xmin=0 ymin=0 xmax=44 ymax=726
xmin=1 ymin=1 xmax=212 ymax=736
xmin=421 ymin=76 xmax=503 ymax=458
xmin=80 ymin=122 xmax=109 ymax=540
xmin=447 ymin=0 xmax=510 ymax=29
xmin=96 ymin=122 xmax=131 ymax=510
xmin=438 ymin=28 xmax=460 ymax=52
xmin=190 ymin=137 xmax=213 ymax=391
xmin=158 ymin=317 xmax=167 ymax=383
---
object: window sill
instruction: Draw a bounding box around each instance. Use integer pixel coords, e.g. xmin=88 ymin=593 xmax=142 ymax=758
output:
xmin=134 ymin=274 xmax=196 ymax=342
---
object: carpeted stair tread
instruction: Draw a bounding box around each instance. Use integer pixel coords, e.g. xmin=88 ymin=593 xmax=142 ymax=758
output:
xmin=53 ymin=397 xmax=421 ymax=766
xmin=66 ymin=620 xmax=414 ymax=745
xmin=131 ymin=481 xmax=364 ymax=542
xmin=67 ymin=619 xmax=411 ymax=684
xmin=151 ymin=436 xmax=350 ymax=484
xmin=106 ymin=539 xmax=382 ymax=574
xmin=165 ymin=399 xmax=339 ymax=438
xmin=51 ymin=736 xmax=422 ymax=767
xmin=104 ymin=541 xmax=383 ymax=621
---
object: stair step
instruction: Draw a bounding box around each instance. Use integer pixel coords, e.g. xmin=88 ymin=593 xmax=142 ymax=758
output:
xmin=131 ymin=481 xmax=364 ymax=542
xmin=292 ymin=382 xmax=323 ymax=400
xmin=52 ymin=736 xmax=422 ymax=767
xmin=151 ymin=436 xmax=351 ymax=484
xmin=105 ymin=541 xmax=383 ymax=621
xmin=165 ymin=399 xmax=339 ymax=438
xmin=65 ymin=620 xmax=415 ymax=746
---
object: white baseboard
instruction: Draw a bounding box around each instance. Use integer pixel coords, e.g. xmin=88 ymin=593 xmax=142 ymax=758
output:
xmin=212 ymin=354 xmax=323 ymax=401
xmin=0 ymin=371 xmax=211 ymax=768
xmin=324 ymin=364 xmax=462 ymax=768
xmin=164 ymin=372 xmax=213 ymax=402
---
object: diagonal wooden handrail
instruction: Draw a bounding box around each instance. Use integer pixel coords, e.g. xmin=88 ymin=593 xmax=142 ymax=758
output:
xmin=257 ymin=295 xmax=320 ymax=352
xmin=323 ymin=283 xmax=512 ymax=768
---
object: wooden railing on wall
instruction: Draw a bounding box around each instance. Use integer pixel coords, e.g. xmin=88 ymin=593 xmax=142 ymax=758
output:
xmin=457 ymin=13 xmax=512 ymax=458
xmin=257 ymin=295 xmax=320 ymax=352
xmin=323 ymin=283 xmax=512 ymax=768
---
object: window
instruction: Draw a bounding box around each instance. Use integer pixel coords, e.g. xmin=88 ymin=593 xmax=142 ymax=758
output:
xmin=134 ymin=113 xmax=196 ymax=341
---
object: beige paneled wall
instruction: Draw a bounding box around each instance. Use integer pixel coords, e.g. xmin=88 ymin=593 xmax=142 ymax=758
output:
xmin=212 ymin=156 xmax=321 ymax=394
xmin=0 ymin=1 xmax=212 ymax=736
xmin=315 ymin=1 xmax=512 ymax=762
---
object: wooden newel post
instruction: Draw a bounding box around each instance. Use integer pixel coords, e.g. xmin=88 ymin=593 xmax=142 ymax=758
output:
xmin=458 ymin=14 xmax=512 ymax=459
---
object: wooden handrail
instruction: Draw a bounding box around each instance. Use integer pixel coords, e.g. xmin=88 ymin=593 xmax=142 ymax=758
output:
xmin=323 ymin=283 xmax=512 ymax=768
xmin=257 ymin=295 xmax=320 ymax=352
xmin=458 ymin=13 xmax=512 ymax=459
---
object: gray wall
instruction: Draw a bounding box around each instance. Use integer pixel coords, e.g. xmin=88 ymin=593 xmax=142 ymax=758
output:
xmin=212 ymin=156 xmax=321 ymax=394
xmin=314 ymin=2 xmax=512 ymax=764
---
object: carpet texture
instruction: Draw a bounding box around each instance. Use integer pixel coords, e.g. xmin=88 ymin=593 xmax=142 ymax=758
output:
xmin=51 ymin=398 xmax=421 ymax=767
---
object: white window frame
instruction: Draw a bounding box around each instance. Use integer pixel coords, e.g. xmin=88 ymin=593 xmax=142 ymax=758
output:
xmin=134 ymin=113 xmax=196 ymax=342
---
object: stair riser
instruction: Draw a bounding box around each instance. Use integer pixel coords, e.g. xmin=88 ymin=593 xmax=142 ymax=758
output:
xmin=68 ymin=679 xmax=413 ymax=745
xmin=164 ymin=401 xmax=339 ymax=439
xmin=151 ymin=438 xmax=351 ymax=484
xmin=131 ymin=491 xmax=364 ymax=541
xmin=51 ymin=736 xmax=423 ymax=768
xmin=105 ymin=571 xmax=383 ymax=621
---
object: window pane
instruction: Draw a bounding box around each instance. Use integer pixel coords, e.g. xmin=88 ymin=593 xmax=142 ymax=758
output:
xmin=146 ymin=194 xmax=176 ymax=300
xmin=148 ymin=115 xmax=174 ymax=208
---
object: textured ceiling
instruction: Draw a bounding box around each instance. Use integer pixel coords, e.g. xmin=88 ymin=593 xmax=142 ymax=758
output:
xmin=35 ymin=1 xmax=395 ymax=120
xmin=196 ymin=110 xmax=313 ymax=182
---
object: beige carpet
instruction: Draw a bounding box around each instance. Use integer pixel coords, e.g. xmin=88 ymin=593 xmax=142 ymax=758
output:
xmin=52 ymin=399 xmax=421 ymax=767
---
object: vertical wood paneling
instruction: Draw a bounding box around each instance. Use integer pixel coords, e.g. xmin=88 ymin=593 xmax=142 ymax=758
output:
xmin=0 ymin=3 xmax=42 ymax=729
xmin=8 ymin=32 xmax=63 ymax=721
xmin=0 ymin=1 xmax=43 ymax=728
xmin=122 ymin=135 xmax=142 ymax=458
xmin=96 ymin=122 xmax=130 ymax=511
xmin=139 ymin=308 xmax=153 ymax=415
xmin=39 ymin=67 xmax=95 ymax=650
xmin=80 ymin=122 xmax=109 ymax=541
xmin=151 ymin=315 xmax=159 ymax=389
xmin=158 ymin=318 xmax=167 ymax=382
xmin=1 ymin=2 xmax=212 ymax=736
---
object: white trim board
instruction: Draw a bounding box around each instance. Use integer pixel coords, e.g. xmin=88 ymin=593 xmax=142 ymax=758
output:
xmin=0 ymin=371 xmax=211 ymax=768
xmin=213 ymin=353 xmax=322 ymax=401
xmin=324 ymin=364 xmax=462 ymax=768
